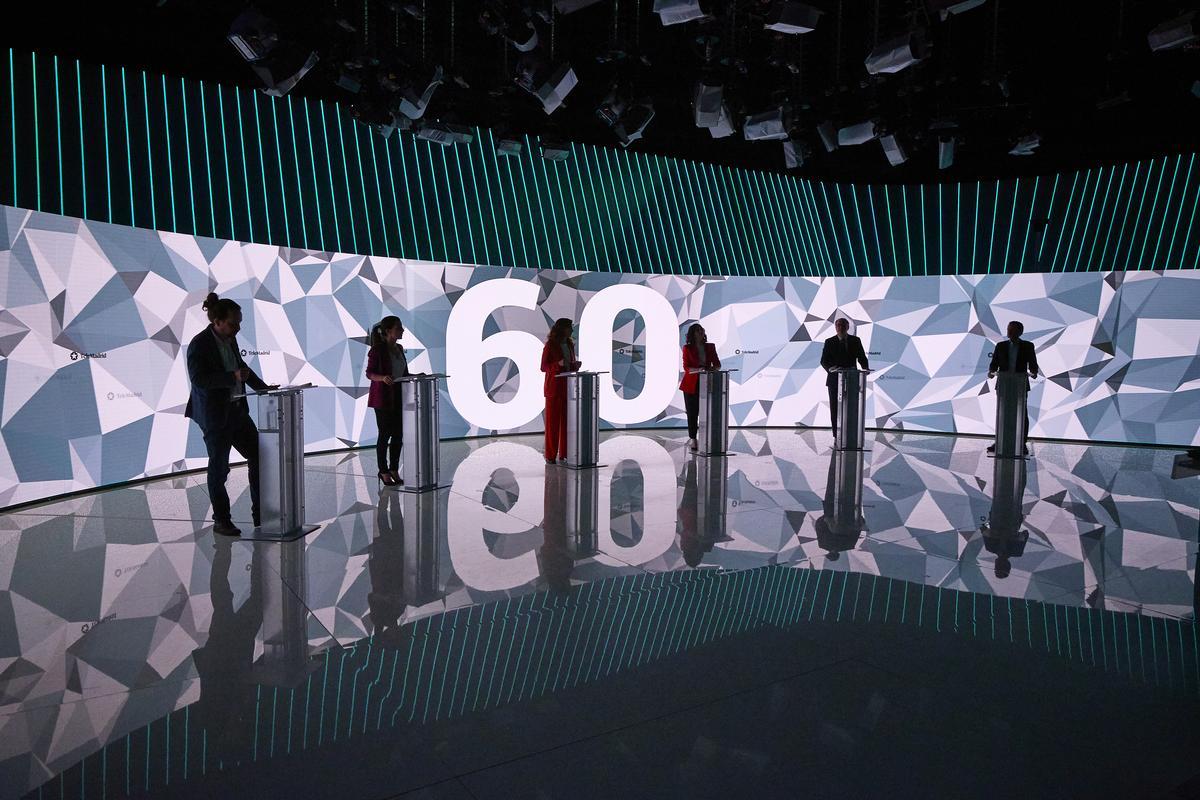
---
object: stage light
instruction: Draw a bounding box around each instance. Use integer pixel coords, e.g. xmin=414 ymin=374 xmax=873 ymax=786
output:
xmin=1191 ymin=80 xmax=1200 ymax=99
xmin=865 ymin=30 xmax=931 ymax=75
xmin=398 ymin=66 xmax=444 ymax=120
xmin=227 ymin=8 xmax=318 ymax=96
xmin=879 ymin=133 xmax=908 ymax=166
xmin=782 ymin=138 xmax=804 ymax=169
xmin=837 ymin=120 xmax=878 ymax=146
xmin=517 ymin=60 xmax=579 ymax=114
xmin=615 ymin=104 xmax=655 ymax=146
xmin=415 ymin=121 xmax=474 ymax=146
xmin=817 ymin=120 xmax=838 ymax=152
xmin=1009 ymin=133 xmax=1040 ymax=156
xmin=496 ymin=135 xmax=524 ymax=156
xmin=1148 ymin=11 xmax=1198 ymax=52
xmin=744 ymin=108 xmax=788 ymax=141
xmin=227 ymin=8 xmax=278 ymax=62
xmin=554 ymin=0 xmax=605 ymax=12
xmin=927 ymin=0 xmax=987 ymax=21
xmin=938 ymin=135 xmax=955 ymax=169
xmin=693 ymin=82 xmax=725 ymax=128
xmin=764 ymin=3 xmax=822 ymax=34
xmin=540 ymin=138 xmax=572 ymax=161
xmin=654 ymin=0 xmax=707 ymax=26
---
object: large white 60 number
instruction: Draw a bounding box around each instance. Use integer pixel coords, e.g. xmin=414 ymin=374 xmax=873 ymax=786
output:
xmin=579 ymin=284 xmax=680 ymax=425
xmin=447 ymin=279 xmax=681 ymax=430
xmin=446 ymin=278 xmax=543 ymax=431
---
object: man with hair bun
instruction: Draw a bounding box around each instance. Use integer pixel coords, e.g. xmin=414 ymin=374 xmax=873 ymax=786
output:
xmin=185 ymin=292 xmax=276 ymax=537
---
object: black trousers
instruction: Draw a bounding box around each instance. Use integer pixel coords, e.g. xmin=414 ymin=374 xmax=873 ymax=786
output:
xmin=684 ymin=391 xmax=700 ymax=439
xmin=374 ymin=403 xmax=404 ymax=472
xmin=828 ymin=385 xmax=839 ymax=432
xmin=202 ymin=407 xmax=260 ymax=524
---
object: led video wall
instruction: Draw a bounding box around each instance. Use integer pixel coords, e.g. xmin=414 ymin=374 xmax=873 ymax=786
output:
xmin=2 ymin=204 xmax=1199 ymax=506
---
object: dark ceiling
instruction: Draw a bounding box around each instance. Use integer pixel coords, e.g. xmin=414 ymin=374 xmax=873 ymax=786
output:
xmin=4 ymin=0 xmax=1198 ymax=184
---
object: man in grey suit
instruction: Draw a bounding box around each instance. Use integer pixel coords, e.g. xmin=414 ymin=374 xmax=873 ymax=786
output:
xmin=987 ymin=320 xmax=1039 ymax=454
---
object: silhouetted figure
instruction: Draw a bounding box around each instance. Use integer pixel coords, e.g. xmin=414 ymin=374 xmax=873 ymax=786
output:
xmin=366 ymin=315 xmax=413 ymax=487
xmin=987 ymin=320 xmax=1039 ymax=455
xmin=820 ymin=318 xmax=869 ymax=433
xmin=680 ymin=323 xmax=721 ymax=453
xmin=368 ymin=489 xmax=408 ymax=645
xmin=816 ymin=450 xmax=866 ymax=560
xmin=538 ymin=464 xmax=574 ymax=591
xmin=192 ymin=538 xmax=263 ymax=761
xmin=982 ymin=458 xmax=1029 ymax=579
xmin=541 ymin=318 xmax=581 ymax=465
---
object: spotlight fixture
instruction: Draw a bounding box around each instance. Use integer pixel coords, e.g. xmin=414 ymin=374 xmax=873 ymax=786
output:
xmin=743 ymin=108 xmax=789 ymax=141
xmin=654 ymin=0 xmax=706 ymax=26
xmin=927 ymin=0 xmax=987 ymax=21
xmin=865 ymin=30 xmax=931 ymax=75
xmin=937 ymin=135 xmax=955 ymax=169
xmin=816 ymin=121 xmax=838 ymax=152
xmin=598 ymin=85 xmax=656 ymax=146
xmin=226 ymin=8 xmax=318 ymax=96
xmin=415 ymin=121 xmax=475 ymax=146
xmin=782 ymin=138 xmax=805 ymax=169
xmin=879 ymin=133 xmax=908 ymax=166
xmin=693 ymin=82 xmax=725 ymax=128
xmin=517 ymin=60 xmax=579 ymax=114
xmin=1008 ymin=133 xmax=1041 ymax=156
xmin=764 ymin=2 xmax=822 ymax=35
xmin=540 ymin=137 xmax=572 ymax=161
xmin=1192 ymin=80 xmax=1200 ymax=99
xmin=1147 ymin=11 xmax=1198 ymax=52
xmin=836 ymin=120 xmax=878 ymax=146
xmin=553 ymin=0 xmax=605 ymax=12
xmin=398 ymin=66 xmax=444 ymax=120
xmin=708 ymin=105 xmax=735 ymax=139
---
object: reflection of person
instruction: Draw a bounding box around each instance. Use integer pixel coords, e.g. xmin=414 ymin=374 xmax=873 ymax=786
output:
xmin=366 ymin=315 xmax=412 ymax=486
xmin=820 ymin=318 xmax=869 ymax=433
xmin=538 ymin=464 xmax=574 ymax=591
xmin=186 ymin=293 xmax=274 ymax=537
xmin=679 ymin=323 xmax=721 ymax=452
xmin=815 ymin=452 xmax=864 ymax=560
xmin=982 ymin=458 xmax=1029 ymax=579
xmin=541 ymin=318 xmax=581 ymax=465
xmin=987 ymin=320 xmax=1039 ymax=454
xmin=677 ymin=458 xmax=713 ymax=567
xmin=368 ymin=489 xmax=407 ymax=643
xmin=192 ymin=537 xmax=262 ymax=760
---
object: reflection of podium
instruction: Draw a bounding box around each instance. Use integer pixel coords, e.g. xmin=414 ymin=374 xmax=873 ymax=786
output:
xmin=993 ymin=372 xmax=1028 ymax=459
xmin=557 ymin=371 xmax=606 ymax=469
xmin=679 ymin=456 xmax=729 ymax=567
xmin=249 ymin=385 xmax=319 ymax=541
xmin=562 ymin=467 xmax=600 ymax=557
xmin=400 ymin=490 xmax=450 ymax=605
xmin=695 ymin=369 xmax=736 ymax=457
xmin=818 ymin=449 xmax=866 ymax=558
xmin=250 ymin=540 xmax=320 ymax=687
xmin=369 ymin=490 xmax=451 ymax=634
xmin=983 ymin=457 xmax=1029 ymax=577
xmin=397 ymin=374 xmax=447 ymax=492
xmin=832 ymin=368 xmax=869 ymax=452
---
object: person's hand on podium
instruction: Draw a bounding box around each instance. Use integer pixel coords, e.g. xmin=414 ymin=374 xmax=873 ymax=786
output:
xmin=570 ymin=361 xmax=582 ymax=372
xmin=234 ymin=367 xmax=251 ymax=382
xmin=266 ymin=384 xmax=280 ymax=391
xmin=987 ymin=371 xmax=996 ymax=379
xmin=380 ymin=375 xmax=394 ymax=385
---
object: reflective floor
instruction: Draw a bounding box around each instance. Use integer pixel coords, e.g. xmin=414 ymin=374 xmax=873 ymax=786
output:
xmin=1 ymin=429 xmax=1198 ymax=799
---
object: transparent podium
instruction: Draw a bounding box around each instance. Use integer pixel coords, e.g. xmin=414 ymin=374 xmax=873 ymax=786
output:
xmin=250 ymin=540 xmax=321 ymax=687
xmin=818 ymin=449 xmax=867 ymax=558
xmin=557 ymin=371 xmax=607 ymax=469
xmin=695 ymin=369 xmax=737 ymax=457
xmin=832 ymin=368 xmax=870 ymax=451
xmin=396 ymin=374 xmax=448 ymax=492
xmin=993 ymin=372 xmax=1029 ymax=459
xmin=249 ymin=384 xmax=319 ymax=541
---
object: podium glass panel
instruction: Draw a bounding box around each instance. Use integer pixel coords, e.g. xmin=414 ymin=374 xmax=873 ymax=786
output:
xmin=399 ymin=374 xmax=446 ymax=492
xmin=994 ymin=372 xmax=1028 ymax=459
xmin=558 ymin=371 xmax=605 ymax=469
xmin=834 ymin=368 xmax=869 ymax=451
xmin=251 ymin=386 xmax=316 ymax=541
xmin=697 ymin=370 xmax=733 ymax=457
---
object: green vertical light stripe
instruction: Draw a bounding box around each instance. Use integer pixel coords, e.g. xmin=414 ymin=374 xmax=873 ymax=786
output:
xmin=378 ymin=131 xmax=406 ymax=258
xmin=603 ymin=145 xmax=638 ymax=271
xmin=716 ymin=164 xmax=750 ymax=273
xmin=287 ymin=96 xmax=310 ymax=250
xmin=249 ymin=89 xmax=273 ymax=243
xmin=1139 ymin=154 xmax=1174 ymax=269
xmin=198 ymin=81 xmax=218 ymax=237
xmin=1098 ymin=164 xmax=1129 ymax=271
xmin=74 ymin=60 xmax=86 ymax=218
xmin=426 ymin=142 xmax=454 ymax=261
xmin=1059 ymin=169 xmax=1095 ymax=272
xmin=54 ymin=56 xmax=63 ymax=215
xmin=919 ymin=185 xmax=929 ymax=276
xmin=616 ymin=147 xmax=651 ymax=271
xmin=1125 ymin=159 xmax=1156 ymax=269
xmin=394 ymin=132 xmax=420 ymax=259
xmin=1150 ymin=154 xmax=1184 ymax=270
xmin=971 ymin=180 xmax=981 ymax=274
xmin=570 ymin=142 xmax=604 ymax=270
xmin=1035 ymin=174 xmax=1060 ymax=265
xmin=1001 ymin=177 xmax=1020 ymax=275
xmin=140 ymin=70 xmax=155 ymax=228
xmin=501 ymin=147 xmax=529 ymax=266
xmin=803 ymin=179 xmax=837 ymax=276
xmin=986 ymin=179 xmax=1000 ymax=274
xmin=333 ymin=101 xmax=358 ymax=253
xmin=780 ymin=174 xmax=817 ymax=276
xmin=8 ymin=49 xmax=16 ymax=208
xmin=1084 ymin=166 xmax=1117 ymax=271
xmin=102 ymin=64 xmax=111 ymax=222
xmin=954 ymin=182 xmax=961 ymax=272
xmin=750 ymin=170 xmax=790 ymax=275
xmin=564 ymin=142 xmax=598 ymax=269
xmin=866 ymin=185 xmax=884 ymax=278
xmin=218 ymin=85 xmax=239 ymax=240
xmin=476 ymin=130 xmax=507 ymax=265
xmin=736 ymin=166 xmax=772 ymax=275
xmin=937 ymin=183 xmax=943 ymax=275
xmin=513 ymin=141 xmax=542 ymax=266
xmin=301 ymin=98 xmax=326 ymax=250
xmin=159 ymin=74 xmax=176 ymax=231
xmin=452 ymin=143 xmax=480 ymax=264
xmin=352 ymin=120 xmax=376 ymax=256
xmin=690 ymin=160 xmax=728 ymax=273
xmin=830 ymin=182 xmax=857 ymax=276
xmin=366 ymin=131 xmax=391 ymax=255
xmin=661 ymin=155 xmax=698 ymax=273
xmin=537 ymin=139 xmax=569 ymax=268
xmin=1073 ymin=166 xmax=1107 ymax=271
xmin=1049 ymin=171 xmax=1081 ymax=269
xmin=31 ymin=52 xmax=42 ymax=210
xmin=724 ymin=164 xmax=762 ymax=275
xmin=901 ymin=185 xmax=915 ymax=275
xmin=317 ymin=100 xmax=343 ymax=252
xmin=632 ymin=153 xmax=667 ymax=272
xmin=883 ymin=185 xmax=900 ymax=277
xmin=819 ymin=181 xmax=850 ymax=276
xmin=768 ymin=172 xmax=806 ymax=276
xmin=179 ymin=78 xmax=197 ymax=235
xmin=461 ymin=135 xmax=491 ymax=265
xmin=1163 ymin=153 xmax=1196 ymax=268
xmin=435 ymin=147 xmax=463 ymax=262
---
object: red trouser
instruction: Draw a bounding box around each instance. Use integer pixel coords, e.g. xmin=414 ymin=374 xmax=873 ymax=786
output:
xmin=544 ymin=392 xmax=568 ymax=460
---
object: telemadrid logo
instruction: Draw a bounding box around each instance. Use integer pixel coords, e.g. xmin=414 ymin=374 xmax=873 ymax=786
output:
xmin=106 ymin=390 xmax=143 ymax=401
xmin=70 ymin=351 xmax=107 ymax=360
xmin=241 ymin=348 xmax=271 ymax=356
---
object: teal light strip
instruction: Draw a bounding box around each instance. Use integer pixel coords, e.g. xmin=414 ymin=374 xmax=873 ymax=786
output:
xmin=121 ymin=67 xmax=134 ymax=226
xmin=513 ymin=141 xmax=540 ymax=266
xmin=774 ymin=172 xmax=808 ymax=276
xmin=1163 ymin=153 xmax=1196 ymax=268
xmin=971 ymin=181 xmax=981 ymax=274
xmin=159 ymin=74 xmax=176 ymax=231
xmin=250 ymin=89 xmax=273 ymax=243
xmin=462 ymin=135 xmax=490 ymax=265
xmin=198 ymin=81 xmax=217 ymax=237
xmin=986 ymin=180 xmax=999 ymax=274
xmin=8 ymin=49 xmax=15 ymax=208
xmin=537 ymin=137 xmax=567 ymax=268
xmin=1138 ymin=155 xmax=1173 ymax=269
xmin=1150 ymin=154 xmax=1184 ymax=270
xmin=834 ymin=182 xmax=858 ymax=276
xmin=75 ymin=60 xmax=86 ymax=219
xmin=476 ymin=130 xmax=505 ymax=265
xmin=728 ymin=165 xmax=764 ymax=275
xmin=751 ymin=169 xmax=788 ymax=275
xmin=216 ymin=85 xmax=236 ymax=240
xmin=317 ymin=100 xmax=341 ymax=251
xmin=820 ymin=181 xmax=848 ymax=276
xmin=1074 ymin=166 xmax=1106 ymax=271
xmin=501 ymin=144 xmax=528 ymax=266
xmin=425 ymin=141 xmax=451 ymax=261
xmin=919 ymin=184 xmax=928 ymax=276
xmin=102 ymin=64 xmax=110 ymax=222
xmin=352 ymin=113 xmax=376 ymax=255
xmin=783 ymin=174 xmax=819 ymax=276
xmin=179 ymin=77 xmax=197 ymax=235
xmin=55 ymin=56 xmax=64 ymax=214
xmin=1002 ymin=178 xmax=1019 ymax=274
xmin=1107 ymin=162 xmax=1140 ymax=269
xmin=287 ymin=96 xmax=310 ymax=250
xmin=867 ymin=185 xmax=884 ymax=278
xmin=366 ymin=130 xmax=388 ymax=256
xmin=901 ymin=185 xmax=915 ymax=275
xmin=726 ymin=163 xmax=761 ymax=275
xmin=884 ymin=184 xmax=900 ymax=277
xmin=436 ymin=146 xmax=462 ymax=262
xmin=234 ymin=87 xmax=256 ymax=240
xmin=1125 ymin=159 xmax=1156 ymax=269
xmin=333 ymin=102 xmax=358 ymax=254
xmin=805 ymin=179 xmax=836 ymax=275
xmin=1085 ymin=166 xmax=1117 ymax=271
xmin=141 ymin=70 xmax=155 ymax=229
xmin=636 ymin=154 xmax=668 ymax=271
xmin=301 ymin=98 xmax=326 ymax=250
xmin=380 ymin=129 xmax=404 ymax=258
xmin=1044 ymin=172 xmax=1073 ymax=266
xmin=955 ymin=182 xmax=961 ymax=272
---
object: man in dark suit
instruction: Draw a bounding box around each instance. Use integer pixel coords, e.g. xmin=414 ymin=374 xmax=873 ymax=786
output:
xmin=186 ymin=293 xmax=273 ymax=537
xmin=820 ymin=318 xmax=869 ymax=433
xmin=987 ymin=320 xmax=1039 ymax=454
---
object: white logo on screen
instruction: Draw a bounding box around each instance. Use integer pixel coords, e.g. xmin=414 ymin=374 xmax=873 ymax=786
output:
xmin=445 ymin=279 xmax=680 ymax=430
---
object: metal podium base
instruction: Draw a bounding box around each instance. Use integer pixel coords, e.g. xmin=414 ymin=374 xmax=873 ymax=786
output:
xmin=561 ymin=462 xmax=606 ymax=471
xmin=227 ymin=523 xmax=321 ymax=543
xmin=392 ymin=483 xmax=451 ymax=494
xmin=695 ymin=451 xmax=734 ymax=459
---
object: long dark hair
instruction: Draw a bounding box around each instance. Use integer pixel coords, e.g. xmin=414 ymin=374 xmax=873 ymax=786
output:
xmin=370 ymin=315 xmax=402 ymax=348
xmin=685 ymin=323 xmax=705 ymax=347
xmin=547 ymin=318 xmax=573 ymax=345
xmin=202 ymin=292 xmax=241 ymax=323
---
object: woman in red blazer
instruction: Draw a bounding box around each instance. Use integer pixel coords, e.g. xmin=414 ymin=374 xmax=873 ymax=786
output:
xmin=541 ymin=318 xmax=581 ymax=464
xmin=680 ymin=323 xmax=721 ymax=451
xmin=365 ymin=315 xmax=411 ymax=486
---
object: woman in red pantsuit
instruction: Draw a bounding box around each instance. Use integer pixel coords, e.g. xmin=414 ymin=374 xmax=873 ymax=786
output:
xmin=542 ymin=318 xmax=581 ymax=464
xmin=680 ymin=323 xmax=721 ymax=452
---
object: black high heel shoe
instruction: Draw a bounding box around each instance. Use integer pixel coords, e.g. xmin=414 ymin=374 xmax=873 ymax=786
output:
xmin=378 ymin=471 xmax=398 ymax=487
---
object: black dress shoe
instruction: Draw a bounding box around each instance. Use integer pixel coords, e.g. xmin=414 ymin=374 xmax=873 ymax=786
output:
xmin=986 ymin=444 xmax=996 ymax=453
xmin=213 ymin=520 xmax=242 ymax=537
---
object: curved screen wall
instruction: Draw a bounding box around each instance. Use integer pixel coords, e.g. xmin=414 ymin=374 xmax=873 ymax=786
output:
xmin=2 ymin=202 xmax=1199 ymax=506
xmin=1 ymin=50 xmax=1198 ymax=278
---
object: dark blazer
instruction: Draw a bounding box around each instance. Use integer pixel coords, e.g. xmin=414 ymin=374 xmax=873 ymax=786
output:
xmin=185 ymin=326 xmax=268 ymax=433
xmin=820 ymin=334 xmax=869 ymax=388
xmin=541 ymin=340 xmax=578 ymax=398
xmin=988 ymin=339 xmax=1039 ymax=389
xmin=365 ymin=343 xmax=410 ymax=409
